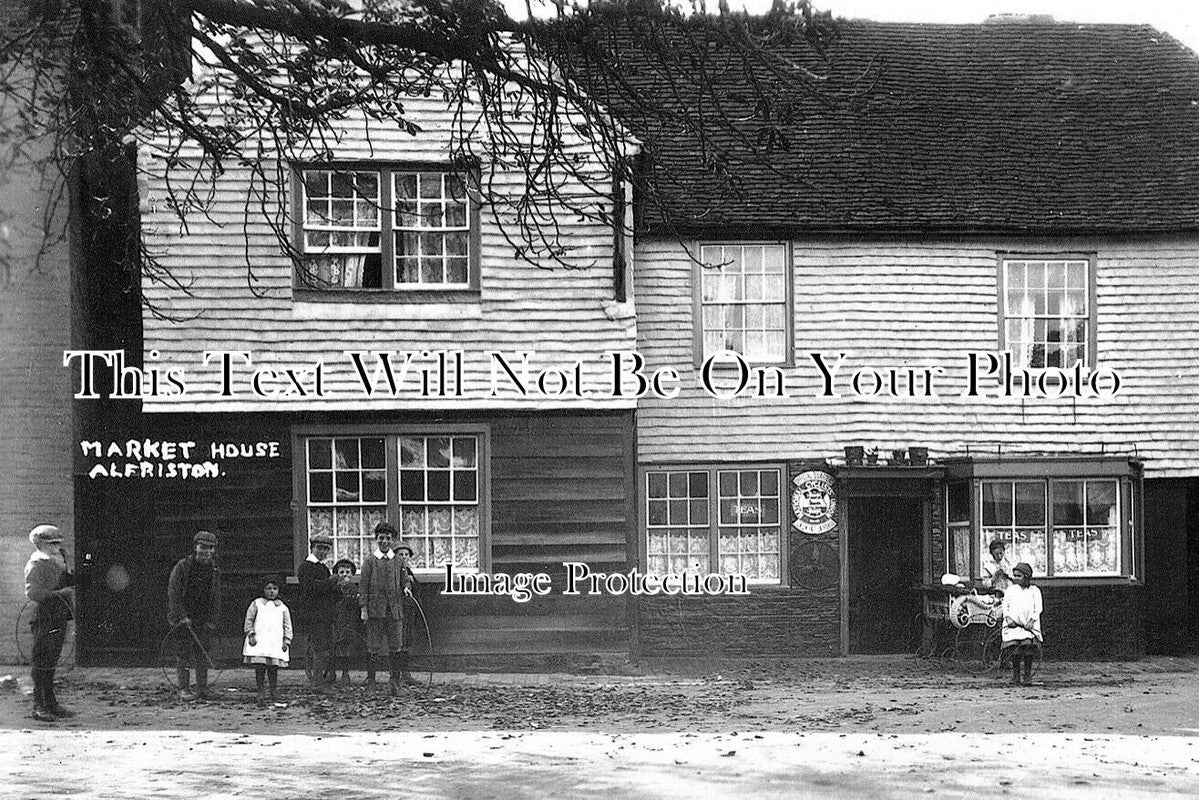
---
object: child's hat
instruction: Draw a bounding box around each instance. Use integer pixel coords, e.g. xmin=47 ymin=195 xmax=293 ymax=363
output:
xmin=1013 ymin=562 xmax=1033 ymax=577
xmin=29 ymin=524 xmax=63 ymax=546
xmin=394 ymin=543 xmax=415 ymax=556
xmin=373 ymin=521 xmax=398 ymax=537
xmin=310 ymin=533 xmax=333 ymax=547
xmin=333 ymin=558 xmax=357 ymax=575
xmin=193 ymin=530 xmax=218 ymax=546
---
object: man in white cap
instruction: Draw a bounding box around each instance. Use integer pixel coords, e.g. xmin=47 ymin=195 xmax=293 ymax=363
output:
xmin=24 ymin=523 xmax=76 ymax=722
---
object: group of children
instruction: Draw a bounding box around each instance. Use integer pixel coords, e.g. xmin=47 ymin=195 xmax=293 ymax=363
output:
xmin=238 ymin=563 xmax=367 ymax=705
xmin=165 ymin=522 xmax=418 ymax=708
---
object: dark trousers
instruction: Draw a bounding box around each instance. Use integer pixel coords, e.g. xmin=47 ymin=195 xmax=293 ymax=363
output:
xmin=307 ymin=620 xmax=333 ymax=681
xmin=175 ymin=626 xmax=213 ymax=690
xmin=30 ymin=619 xmax=68 ymax=711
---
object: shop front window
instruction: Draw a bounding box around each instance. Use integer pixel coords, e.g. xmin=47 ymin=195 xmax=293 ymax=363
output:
xmin=978 ymin=477 xmax=1123 ymax=577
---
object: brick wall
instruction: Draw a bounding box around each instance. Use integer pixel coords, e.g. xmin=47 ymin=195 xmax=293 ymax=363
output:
xmin=0 ymin=90 xmax=75 ymax=663
xmin=1041 ymin=585 xmax=1144 ymax=660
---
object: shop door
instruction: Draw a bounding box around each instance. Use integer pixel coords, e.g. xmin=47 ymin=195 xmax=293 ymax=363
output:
xmin=848 ymin=495 xmax=924 ymax=654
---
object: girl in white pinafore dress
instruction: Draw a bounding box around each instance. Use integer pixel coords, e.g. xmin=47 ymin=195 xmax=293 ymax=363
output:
xmin=243 ymin=577 xmax=292 ymax=704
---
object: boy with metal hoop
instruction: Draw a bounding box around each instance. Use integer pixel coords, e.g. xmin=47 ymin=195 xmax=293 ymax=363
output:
xmin=167 ymin=530 xmax=222 ymax=701
xmin=24 ymin=524 xmax=76 ymax=722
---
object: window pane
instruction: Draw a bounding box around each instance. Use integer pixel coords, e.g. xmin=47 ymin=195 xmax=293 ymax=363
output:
xmin=400 ymin=469 xmax=425 ymax=501
xmin=452 ymin=437 xmax=476 ymax=468
xmin=362 ymin=470 xmax=386 ymax=503
xmin=334 ymin=438 xmax=359 ymax=469
xmin=399 ymin=437 xmax=425 ymax=467
xmin=1086 ymin=481 xmax=1117 ymax=526
xmin=427 ymin=438 xmax=451 ymax=469
xmin=308 ymin=439 xmax=331 ymax=469
xmin=947 ymin=483 xmax=970 ymax=524
xmin=360 ymin=437 xmax=385 ymax=469
xmin=427 ymin=470 xmax=450 ymax=502
xmin=1014 ymin=482 xmax=1045 ymax=526
xmin=335 ymin=471 xmax=360 ymax=502
xmin=981 ymin=482 xmax=1012 ymax=526
xmin=1053 ymin=481 xmax=1085 ymax=527
xmin=419 ymin=172 xmax=443 ymax=198
xmin=949 ymin=524 xmax=971 ymax=577
xmin=309 ymin=472 xmax=332 ymax=503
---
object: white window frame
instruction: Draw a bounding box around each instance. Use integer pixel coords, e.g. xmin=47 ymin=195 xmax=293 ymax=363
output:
xmin=642 ymin=464 xmax=786 ymax=586
xmin=998 ymin=253 xmax=1096 ymax=370
xmin=972 ymin=477 xmax=1130 ymax=579
xmin=694 ymin=242 xmax=792 ymax=365
xmin=293 ymin=425 xmax=490 ymax=579
xmin=294 ymin=164 xmax=480 ymax=294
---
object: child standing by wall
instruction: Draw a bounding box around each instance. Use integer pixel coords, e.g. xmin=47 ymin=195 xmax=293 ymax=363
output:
xmin=1001 ymin=561 xmax=1043 ymax=686
xmin=331 ymin=558 xmax=362 ymax=685
xmin=243 ymin=576 xmax=292 ymax=705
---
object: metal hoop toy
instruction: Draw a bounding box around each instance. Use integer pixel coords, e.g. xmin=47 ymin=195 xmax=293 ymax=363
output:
xmin=157 ymin=621 xmax=226 ymax=693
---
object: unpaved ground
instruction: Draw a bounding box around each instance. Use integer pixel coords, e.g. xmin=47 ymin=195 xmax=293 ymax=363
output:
xmin=3 ymin=730 xmax=1198 ymax=799
xmin=2 ymin=657 xmax=1197 ymax=736
xmin=2 ymin=658 xmax=1199 ymax=798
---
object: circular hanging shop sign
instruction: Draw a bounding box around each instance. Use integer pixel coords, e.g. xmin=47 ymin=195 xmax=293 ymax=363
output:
xmin=791 ymin=470 xmax=837 ymax=534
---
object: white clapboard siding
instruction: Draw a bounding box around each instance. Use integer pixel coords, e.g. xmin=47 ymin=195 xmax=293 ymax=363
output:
xmin=140 ymin=78 xmax=637 ymax=411
xmin=635 ymin=236 xmax=1199 ymax=478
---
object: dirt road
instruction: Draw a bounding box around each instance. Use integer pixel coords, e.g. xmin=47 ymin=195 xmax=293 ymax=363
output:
xmin=2 ymin=657 xmax=1198 ymax=798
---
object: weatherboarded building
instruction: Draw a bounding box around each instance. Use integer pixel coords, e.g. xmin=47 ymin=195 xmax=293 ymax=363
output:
xmin=65 ymin=17 xmax=1199 ymax=665
xmin=72 ymin=73 xmax=640 ymax=666
xmin=615 ymin=19 xmax=1199 ymax=659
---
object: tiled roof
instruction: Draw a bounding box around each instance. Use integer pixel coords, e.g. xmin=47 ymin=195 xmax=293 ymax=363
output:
xmin=591 ymin=20 xmax=1199 ymax=233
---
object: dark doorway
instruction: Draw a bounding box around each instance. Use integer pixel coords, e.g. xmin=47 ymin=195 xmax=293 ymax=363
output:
xmin=848 ymin=495 xmax=924 ymax=654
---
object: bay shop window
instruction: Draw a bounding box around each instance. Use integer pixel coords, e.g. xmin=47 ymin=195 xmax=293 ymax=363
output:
xmin=943 ymin=459 xmax=1141 ymax=580
xmin=294 ymin=428 xmax=489 ymax=574
xmin=643 ymin=466 xmax=785 ymax=584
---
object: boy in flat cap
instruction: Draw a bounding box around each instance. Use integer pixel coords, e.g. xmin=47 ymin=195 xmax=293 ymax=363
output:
xmin=359 ymin=522 xmax=412 ymax=693
xmin=167 ymin=530 xmax=222 ymax=701
xmin=24 ymin=524 xmax=76 ymax=722
xmin=297 ymin=533 xmax=340 ymax=687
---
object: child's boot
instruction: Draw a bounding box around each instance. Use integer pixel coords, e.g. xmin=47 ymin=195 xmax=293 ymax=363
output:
xmin=364 ymin=656 xmax=379 ymax=690
xmin=45 ymin=670 xmax=74 ymax=718
xmin=31 ymin=669 xmax=57 ymax=722
xmin=177 ymin=669 xmax=197 ymax=702
xmin=195 ymin=665 xmax=209 ymax=701
xmin=399 ymin=652 xmax=420 ymax=686
xmin=388 ymin=653 xmax=402 ymax=696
